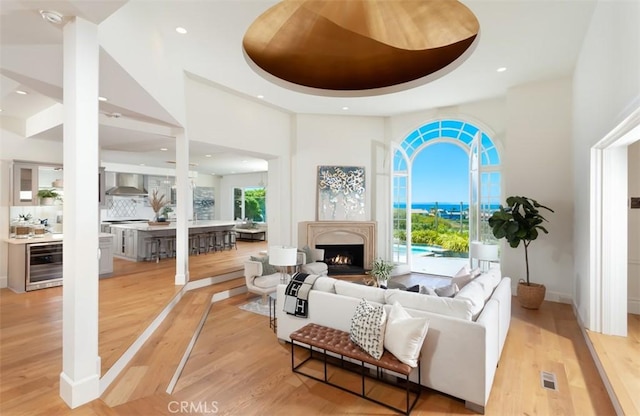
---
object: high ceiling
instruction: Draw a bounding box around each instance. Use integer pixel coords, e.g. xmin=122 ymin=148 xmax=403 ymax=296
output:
xmin=0 ymin=0 xmax=597 ymax=175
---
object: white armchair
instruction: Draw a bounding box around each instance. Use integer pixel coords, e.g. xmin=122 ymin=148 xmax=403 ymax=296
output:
xmin=299 ymin=247 xmax=328 ymax=276
xmin=244 ymin=259 xmax=280 ymax=303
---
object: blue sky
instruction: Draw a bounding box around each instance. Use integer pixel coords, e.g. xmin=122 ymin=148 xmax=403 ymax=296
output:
xmin=411 ymin=143 xmax=469 ymax=203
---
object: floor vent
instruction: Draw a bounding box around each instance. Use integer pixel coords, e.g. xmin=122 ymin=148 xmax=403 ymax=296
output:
xmin=541 ymin=371 xmax=558 ymax=391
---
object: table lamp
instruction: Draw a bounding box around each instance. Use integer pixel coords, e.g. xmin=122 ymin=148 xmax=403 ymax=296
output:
xmin=269 ymin=245 xmax=298 ymax=283
xmin=469 ymin=241 xmax=499 ymax=272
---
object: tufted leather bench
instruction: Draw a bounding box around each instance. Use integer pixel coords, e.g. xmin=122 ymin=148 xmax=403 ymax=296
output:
xmin=290 ymin=323 xmax=421 ymax=415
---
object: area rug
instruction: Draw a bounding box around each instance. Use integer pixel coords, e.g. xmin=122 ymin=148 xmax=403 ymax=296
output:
xmin=239 ymin=297 xmax=271 ymax=317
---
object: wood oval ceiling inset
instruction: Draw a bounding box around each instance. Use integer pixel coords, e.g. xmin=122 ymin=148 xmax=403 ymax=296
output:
xmin=243 ymin=0 xmax=480 ymax=92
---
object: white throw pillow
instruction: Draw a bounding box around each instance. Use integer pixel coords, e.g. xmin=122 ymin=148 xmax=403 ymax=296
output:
xmin=350 ymin=299 xmax=387 ymax=360
xmin=384 ymin=301 xmax=429 ymax=367
xmin=435 ymin=283 xmax=459 ymax=297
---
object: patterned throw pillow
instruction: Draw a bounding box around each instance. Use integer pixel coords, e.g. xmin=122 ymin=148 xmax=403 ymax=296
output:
xmin=349 ymin=299 xmax=387 ymax=360
xmin=250 ymin=255 xmax=278 ymax=276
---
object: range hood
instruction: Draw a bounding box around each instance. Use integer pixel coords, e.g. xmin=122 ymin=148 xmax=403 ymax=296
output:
xmin=105 ymin=173 xmax=148 ymax=196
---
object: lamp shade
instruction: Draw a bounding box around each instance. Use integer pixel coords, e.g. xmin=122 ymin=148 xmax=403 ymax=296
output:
xmin=469 ymin=241 xmax=499 ymax=261
xmin=269 ymin=246 xmax=298 ymax=266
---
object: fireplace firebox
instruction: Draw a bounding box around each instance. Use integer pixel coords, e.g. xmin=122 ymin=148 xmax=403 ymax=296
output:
xmin=317 ymin=244 xmax=364 ymax=275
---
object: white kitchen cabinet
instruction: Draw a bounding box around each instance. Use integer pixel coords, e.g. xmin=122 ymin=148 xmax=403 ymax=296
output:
xmin=12 ymin=163 xmax=39 ymax=206
xmin=111 ymin=227 xmax=138 ymax=260
xmin=99 ymin=234 xmax=114 ymax=277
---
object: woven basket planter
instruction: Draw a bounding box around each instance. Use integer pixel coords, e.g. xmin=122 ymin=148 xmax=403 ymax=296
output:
xmin=517 ymin=281 xmax=546 ymax=309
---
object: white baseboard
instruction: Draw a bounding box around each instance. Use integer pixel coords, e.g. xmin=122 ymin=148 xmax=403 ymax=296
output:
xmin=0 ymin=275 xmax=7 ymax=289
xmin=628 ymin=298 xmax=640 ymax=315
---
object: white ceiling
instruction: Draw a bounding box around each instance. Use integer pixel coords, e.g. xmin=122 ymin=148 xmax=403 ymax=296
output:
xmin=0 ymin=0 xmax=597 ymax=175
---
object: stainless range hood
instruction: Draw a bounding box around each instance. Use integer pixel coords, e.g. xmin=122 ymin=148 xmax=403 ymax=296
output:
xmin=105 ymin=173 xmax=148 ymax=196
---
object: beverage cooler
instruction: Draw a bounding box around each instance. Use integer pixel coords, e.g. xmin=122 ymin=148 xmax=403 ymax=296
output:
xmin=26 ymin=241 xmax=63 ymax=291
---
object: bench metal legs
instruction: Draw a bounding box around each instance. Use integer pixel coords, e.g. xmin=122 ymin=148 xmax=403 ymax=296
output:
xmin=290 ymin=340 xmax=422 ymax=415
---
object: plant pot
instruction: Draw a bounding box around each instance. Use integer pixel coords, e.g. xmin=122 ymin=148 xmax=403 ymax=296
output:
xmin=40 ymin=197 xmax=55 ymax=206
xmin=517 ymin=281 xmax=546 ymax=309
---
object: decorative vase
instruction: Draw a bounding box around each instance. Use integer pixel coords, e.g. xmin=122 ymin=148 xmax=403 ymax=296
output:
xmin=517 ymin=281 xmax=546 ymax=309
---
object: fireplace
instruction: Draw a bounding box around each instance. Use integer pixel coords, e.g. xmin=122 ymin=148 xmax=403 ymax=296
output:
xmin=298 ymin=221 xmax=376 ymax=271
xmin=316 ymin=244 xmax=365 ymax=275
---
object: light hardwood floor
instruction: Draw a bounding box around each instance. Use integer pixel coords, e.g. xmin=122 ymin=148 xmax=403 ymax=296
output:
xmin=0 ymin=243 xmax=633 ymax=415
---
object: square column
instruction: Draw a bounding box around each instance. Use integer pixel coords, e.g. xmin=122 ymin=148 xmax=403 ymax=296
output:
xmin=59 ymin=16 xmax=101 ymax=408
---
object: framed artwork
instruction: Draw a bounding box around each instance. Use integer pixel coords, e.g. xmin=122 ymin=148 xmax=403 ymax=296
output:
xmin=316 ymin=165 xmax=365 ymax=221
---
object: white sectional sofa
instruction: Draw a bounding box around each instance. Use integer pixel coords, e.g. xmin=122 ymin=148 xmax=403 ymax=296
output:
xmin=276 ymin=265 xmax=511 ymax=413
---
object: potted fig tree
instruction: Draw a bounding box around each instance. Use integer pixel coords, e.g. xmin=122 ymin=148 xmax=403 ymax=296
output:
xmin=488 ymin=196 xmax=554 ymax=309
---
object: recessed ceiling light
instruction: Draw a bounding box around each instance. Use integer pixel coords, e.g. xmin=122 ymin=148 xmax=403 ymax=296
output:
xmin=175 ymin=27 xmax=187 ymax=34
xmin=497 ymin=67 xmax=507 ymax=72
xmin=139 ymin=163 xmax=146 ymax=166
xmin=0 ymin=109 xmax=3 ymax=112
xmin=342 ymin=106 xmax=349 ymax=111
xmin=257 ymin=95 xmax=264 ymax=99
xmin=205 ymin=154 xmax=212 ymax=158
xmin=242 ymin=160 xmax=248 ymax=163
xmin=160 ymin=147 xmax=168 ymax=151
xmin=98 ymin=96 xmax=108 ymax=102
xmin=15 ymin=90 xmax=28 ymax=95
xmin=40 ymin=10 xmax=63 ymax=25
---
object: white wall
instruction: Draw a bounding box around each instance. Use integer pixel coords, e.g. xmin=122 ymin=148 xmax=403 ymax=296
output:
xmin=292 ymin=114 xmax=386 ymax=252
xmin=629 ymin=141 xmax=640 ymax=314
xmin=504 ymin=77 xmax=574 ymax=302
xmin=573 ymin=0 xmax=640 ymax=328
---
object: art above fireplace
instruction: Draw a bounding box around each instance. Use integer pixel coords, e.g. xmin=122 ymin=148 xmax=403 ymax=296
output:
xmin=316 ymin=244 xmax=364 ymax=275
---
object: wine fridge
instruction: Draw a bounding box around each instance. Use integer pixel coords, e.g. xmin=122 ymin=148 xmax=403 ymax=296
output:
xmin=26 ymin=241 xmax=63 ymax=291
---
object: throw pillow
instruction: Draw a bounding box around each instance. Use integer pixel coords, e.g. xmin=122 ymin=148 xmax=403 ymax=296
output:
xmin=384 ymin=301 xmax=429 ymax=368
xmin=250 ymin=255 xmax=278 ymax=276
xmin=349 ymin=299 xmax=387 ymax=360
xmin=419 ymin=285 xmax=437 ymax=296
xmin=301 ymin=245 xmax=314 ymax=264
xmin=435 ymin=283 xmax=459 ymax=297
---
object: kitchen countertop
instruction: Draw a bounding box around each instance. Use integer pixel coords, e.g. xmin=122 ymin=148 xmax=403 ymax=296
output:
xmin=5 ymin=233 xmax=114 ymax=245
xmin=107 ymin=220 xmax=236 ymax=232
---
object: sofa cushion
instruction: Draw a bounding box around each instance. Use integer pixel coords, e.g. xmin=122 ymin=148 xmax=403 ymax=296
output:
xmin=335 ymin=280 xmax=386 ymax=304
xmin=250 ymin=255 xmax=278 ymax=276
xmin=384 ymin=301 xmax=429 ymax=368
xmin=313 ymin=276 xmax=337 ymax=293
xmin=349 ymin=299 xmax=387 ymax=360
xmin=454 ymin=280 xmax=486 ymax=319
xmin=384 ymin=289 xmax=474 ymax=321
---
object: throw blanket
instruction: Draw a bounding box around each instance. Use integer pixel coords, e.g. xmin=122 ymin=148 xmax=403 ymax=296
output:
xmin=283 ymin=273 xmax=319 ymax=317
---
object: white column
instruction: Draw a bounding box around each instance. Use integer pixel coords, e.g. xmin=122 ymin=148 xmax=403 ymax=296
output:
xmin=59 ymin=17 xmax=101 ymax=407
xmin=175 ymin=129 xmax=189 ymax=285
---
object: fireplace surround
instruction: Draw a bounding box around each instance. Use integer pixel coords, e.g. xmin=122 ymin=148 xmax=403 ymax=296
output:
xmin=298 ymin=221 xmax=376 ymax=270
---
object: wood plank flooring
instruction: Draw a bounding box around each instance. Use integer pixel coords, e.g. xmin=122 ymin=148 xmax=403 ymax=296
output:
xmin=587 ymin=314 xmax=640 ymax=416
xmin=0 ymin=242 xmax=634 ymax=415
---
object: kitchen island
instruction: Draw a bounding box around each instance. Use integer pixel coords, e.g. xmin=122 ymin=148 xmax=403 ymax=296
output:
xmin=108 ymin=220 xmax=237 ymax=261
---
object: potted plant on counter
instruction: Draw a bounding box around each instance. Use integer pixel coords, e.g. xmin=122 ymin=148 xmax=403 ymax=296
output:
xmin=488 ymin=195 xmax=554 ymax=309
xmin=37 ymin=189 xmax=60 ymax=205
xmin=149 ymin=189 xmax=168 ymax=224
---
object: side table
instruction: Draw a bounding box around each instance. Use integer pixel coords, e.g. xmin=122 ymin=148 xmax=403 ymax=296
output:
xmin=268 ymin=292 xmax=277 ymax=333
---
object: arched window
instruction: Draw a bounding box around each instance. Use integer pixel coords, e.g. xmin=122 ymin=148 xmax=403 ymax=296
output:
xmin=392 ymin=119 xmax=501 ymax=269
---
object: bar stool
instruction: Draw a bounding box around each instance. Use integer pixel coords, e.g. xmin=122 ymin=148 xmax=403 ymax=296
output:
xmin=225 ymin=230 xmax=237 ymax=250
xmin=145 ymin=237 xmax=163 ymax=263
